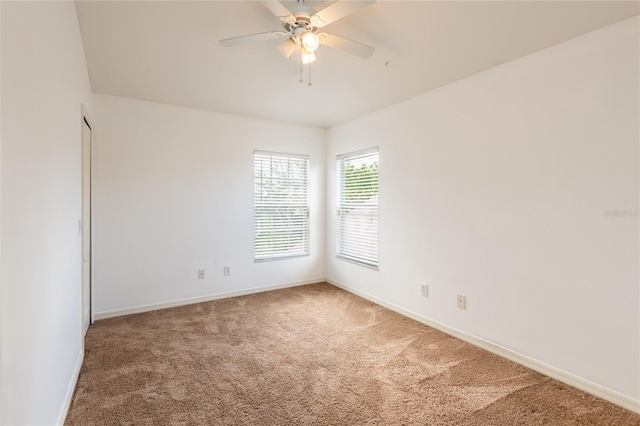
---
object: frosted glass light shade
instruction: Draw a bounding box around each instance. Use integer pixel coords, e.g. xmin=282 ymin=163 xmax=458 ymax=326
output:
xmin=301 ymin=47 xmax=316 ymax=64
xmin=301 ymin=32 xmax=319 ymax=52
xmin=277 ymin=39 xmax=296 ymax=59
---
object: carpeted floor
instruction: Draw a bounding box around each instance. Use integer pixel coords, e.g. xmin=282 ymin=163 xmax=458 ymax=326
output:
xmin=66 ymin=283 xmax=640 ymax=425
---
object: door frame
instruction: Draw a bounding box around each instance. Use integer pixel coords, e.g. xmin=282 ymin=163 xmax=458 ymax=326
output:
xmin=80 ymin=104 xmax=94 ymax=342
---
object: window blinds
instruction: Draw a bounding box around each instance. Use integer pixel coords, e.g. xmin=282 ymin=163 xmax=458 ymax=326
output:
xmin=336 ymin=148 xmax=379 ymax=268
xmin=254 ymin=151 xmax=310 ymax=261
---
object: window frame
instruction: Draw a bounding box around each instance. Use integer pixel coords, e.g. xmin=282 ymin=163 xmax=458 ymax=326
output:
xmin=336 ymin=147 xmax=379 ymax=269
xmin=253 ymin=150 xmax=310 ymax=262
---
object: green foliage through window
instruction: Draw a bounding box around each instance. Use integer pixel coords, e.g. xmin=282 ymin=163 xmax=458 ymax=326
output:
xmin=343 ymin=162 xmax=379 ymax=205
xmin=337 ymin=148 xmax=379 ymax=269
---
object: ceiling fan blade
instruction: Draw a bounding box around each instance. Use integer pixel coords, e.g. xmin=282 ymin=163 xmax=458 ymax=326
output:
xmin=319 ymin=33 xmax=374 ymax=58
xmin=260 ymin=1 xmax=295 ymax=24
xmin=310 ymin=0 xmax=376 ymax=28
xmin=219 ymin=31 xmax=287 ymax=47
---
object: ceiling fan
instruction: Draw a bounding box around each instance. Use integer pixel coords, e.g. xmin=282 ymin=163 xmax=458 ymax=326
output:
xmin=219 ymin=0 xmax=376 ymax=85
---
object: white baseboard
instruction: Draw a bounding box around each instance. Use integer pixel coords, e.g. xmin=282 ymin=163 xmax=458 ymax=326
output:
xmin=94 ymin=278 xmax=325 ymax=320
xmin=326 ymin=278 xmax=640 ymax=414
xmin=57 ymin=349 xmax=84 ymax=426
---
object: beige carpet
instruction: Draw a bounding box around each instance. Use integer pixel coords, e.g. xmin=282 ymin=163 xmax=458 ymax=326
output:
xmin=66 ymin=283 xmax=640 ymax=425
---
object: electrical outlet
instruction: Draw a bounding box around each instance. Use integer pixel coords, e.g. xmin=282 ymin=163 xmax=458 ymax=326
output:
xmin=223 ymin=265 xmax=231 ymax=276
xmin=457 ymin=294 xmax=466 ymax=309
xmin=421 ymin=284 xmax=428 ymax=297
xmin=198 ymin=269 xmax=205 ymax=279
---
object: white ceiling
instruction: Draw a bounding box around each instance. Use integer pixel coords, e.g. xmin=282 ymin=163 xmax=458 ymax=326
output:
xmin=76 ymin=1 xmax=639 ymax=128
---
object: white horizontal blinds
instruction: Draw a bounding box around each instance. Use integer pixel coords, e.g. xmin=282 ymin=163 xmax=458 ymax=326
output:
xmin=337 ymin=148 xmax=379 ymax=268
xmin=254 ymin=151 xmax=310 ymax=261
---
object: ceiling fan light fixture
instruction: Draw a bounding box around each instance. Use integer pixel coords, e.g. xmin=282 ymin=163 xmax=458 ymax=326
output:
xmin=301 ymin=32 xmax=319 ymax=52
xmin=301 ymin=47 xmax=316 ymax=64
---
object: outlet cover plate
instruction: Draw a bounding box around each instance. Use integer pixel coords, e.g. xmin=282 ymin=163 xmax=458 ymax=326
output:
xmin=421 ymin=284 xmax=428 ymax=297
xmin=457 ymin=294 xmax=466 ymax=309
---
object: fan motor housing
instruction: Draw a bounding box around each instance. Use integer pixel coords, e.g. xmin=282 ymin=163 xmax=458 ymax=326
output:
xmin=283 ymin=14 xmax=317 ymax=36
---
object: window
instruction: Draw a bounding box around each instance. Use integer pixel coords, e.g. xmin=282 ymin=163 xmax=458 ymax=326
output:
xmin=336 ymin=148 xmax=379 ymax=268
xmin=254 ymin=151 xmax=310 ymax=261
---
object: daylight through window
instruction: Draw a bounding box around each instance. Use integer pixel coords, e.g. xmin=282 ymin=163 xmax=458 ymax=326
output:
xmin=254 ymin=151 xmax=310 ymax=261
xmin=336 ymin=148 xmax=379 ymax=268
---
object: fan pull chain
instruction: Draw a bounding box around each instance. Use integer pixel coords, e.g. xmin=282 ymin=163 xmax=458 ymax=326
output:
xmin=297 ymin=47 xmax=312 ymax=87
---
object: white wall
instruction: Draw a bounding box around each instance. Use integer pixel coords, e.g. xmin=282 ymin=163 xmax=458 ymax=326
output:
xmin=0 ymin=0 xmax=3 ymax=420
xmin=92 ymin=95 xmax=326 ymax=317
xmin=1 ymin=1 xmax=93 ymax=424
xmin=327 ymin=16 xmax=639 ymax=404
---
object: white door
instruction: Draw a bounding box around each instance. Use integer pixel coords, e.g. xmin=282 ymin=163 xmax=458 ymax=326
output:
xmin=81 ymin=116 xmax=92 ymax=336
